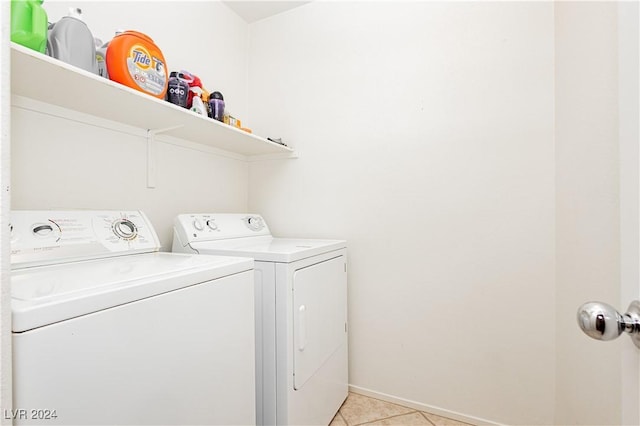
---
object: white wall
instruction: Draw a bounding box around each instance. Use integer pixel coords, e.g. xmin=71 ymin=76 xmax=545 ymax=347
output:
xmin=554 ymin=3 xmax=622 ymax=425
xmin=247 ymin=3 xmax=556 ymax=424
xmin=11 ymin=1 xmax=251 ymax=249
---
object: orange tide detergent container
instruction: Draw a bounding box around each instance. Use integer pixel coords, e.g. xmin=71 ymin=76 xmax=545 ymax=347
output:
xmin=106 ymin=31 xmax=168 ymax=99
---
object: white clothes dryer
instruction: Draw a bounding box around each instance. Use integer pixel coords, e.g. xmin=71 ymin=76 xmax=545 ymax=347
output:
xmin=10 ymin=210 xmax=256 ymax=426
xmin=172 ymin=213 xmax=348 ymax=426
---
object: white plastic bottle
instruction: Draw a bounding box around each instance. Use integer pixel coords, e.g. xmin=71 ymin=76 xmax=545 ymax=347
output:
xmin=189 ymin=87 xmax=207 ymax=115
xmin=96 ymin=30 xmax=123 ymax=79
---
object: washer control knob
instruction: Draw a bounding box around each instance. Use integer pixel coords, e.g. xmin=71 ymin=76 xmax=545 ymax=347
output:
xmin=112 ymin=219 xmax=138 ymax=240
xmin=193 ymin=218 xmax=205 ymax=231
xmin=206 ymin=220 xmax=218 ymax=231
xmin=245 ymin=216 xmax=264 ymax=231
xmin=32 ymin=223 xmax=54 ymax=236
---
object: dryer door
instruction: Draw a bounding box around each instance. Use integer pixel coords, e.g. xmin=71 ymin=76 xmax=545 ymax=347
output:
xmin=292 ymin=255 xmax=347 ymax=390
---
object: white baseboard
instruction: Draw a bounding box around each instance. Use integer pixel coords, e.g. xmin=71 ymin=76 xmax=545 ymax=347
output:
xmin=347 ymin=385 xmax=504 ymax=426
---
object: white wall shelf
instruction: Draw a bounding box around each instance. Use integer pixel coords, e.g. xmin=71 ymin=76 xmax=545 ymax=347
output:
xmin=10 ymin=43 xmax=294 ymax=158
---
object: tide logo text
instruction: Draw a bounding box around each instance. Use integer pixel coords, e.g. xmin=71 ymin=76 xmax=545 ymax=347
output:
xmin=129 ymin=46 xmax=165 ymax=74
xmin=132 ymin=49 xmax=151 ymax=68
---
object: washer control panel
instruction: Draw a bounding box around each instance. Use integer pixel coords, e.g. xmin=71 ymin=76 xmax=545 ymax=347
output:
xmin=173 ymin=213 xmax=271 ymax=246
xmin=11 ymin=210 xmax=160 ymax=268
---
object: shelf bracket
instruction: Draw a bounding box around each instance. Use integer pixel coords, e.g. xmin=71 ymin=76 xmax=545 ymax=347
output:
xmin=146 ymin=125 xmax=184 ymax=188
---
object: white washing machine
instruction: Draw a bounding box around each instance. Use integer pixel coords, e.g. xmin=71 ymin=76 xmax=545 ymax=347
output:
xmin=172 ymin=214 xmax=348 ymax=426
xmin=10 ymin=210 xmax=256 ymax=426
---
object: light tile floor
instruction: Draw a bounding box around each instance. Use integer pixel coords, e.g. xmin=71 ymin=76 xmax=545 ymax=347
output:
xmin=330 ymin=393 xmax=472 ymax=426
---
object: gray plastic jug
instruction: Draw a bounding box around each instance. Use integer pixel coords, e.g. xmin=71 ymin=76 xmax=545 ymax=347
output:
xmin=96 ymin=42 xmax=108 ymax=78
xmin=47 ymin=8 xmax=98 ymax=74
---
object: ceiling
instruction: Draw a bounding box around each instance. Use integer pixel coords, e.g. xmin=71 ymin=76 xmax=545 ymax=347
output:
xmin=223 ymin=1 xmax=311 ymax=23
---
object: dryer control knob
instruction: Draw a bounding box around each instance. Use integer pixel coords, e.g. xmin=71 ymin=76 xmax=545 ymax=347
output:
xmin=206 ymin=220 xmax=218 ymax=231
xmin=245 ymin=216 xmax=264 ymax=231
xmin=193 ymin=218 xmax=204 ymax=231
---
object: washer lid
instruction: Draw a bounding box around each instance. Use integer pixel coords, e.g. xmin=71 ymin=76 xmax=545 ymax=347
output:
xmin=11 ymin=252 xmax=253 ymax=332
xmin=190 ymin=236 xmax=346 ymax=263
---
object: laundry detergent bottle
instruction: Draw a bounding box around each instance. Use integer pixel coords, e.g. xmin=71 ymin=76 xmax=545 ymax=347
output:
xmin=166 ymin=71 xmax=189 ymax=108
xmin=10 ymin=0 xmax=48 ymax=53
xmin=208 ymin=91 xmax=225 ymax=122
xmin=106 ymin=31 xmax=168 ymax=99
xmin=47 ymin=7 xmax=99 ymax=74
